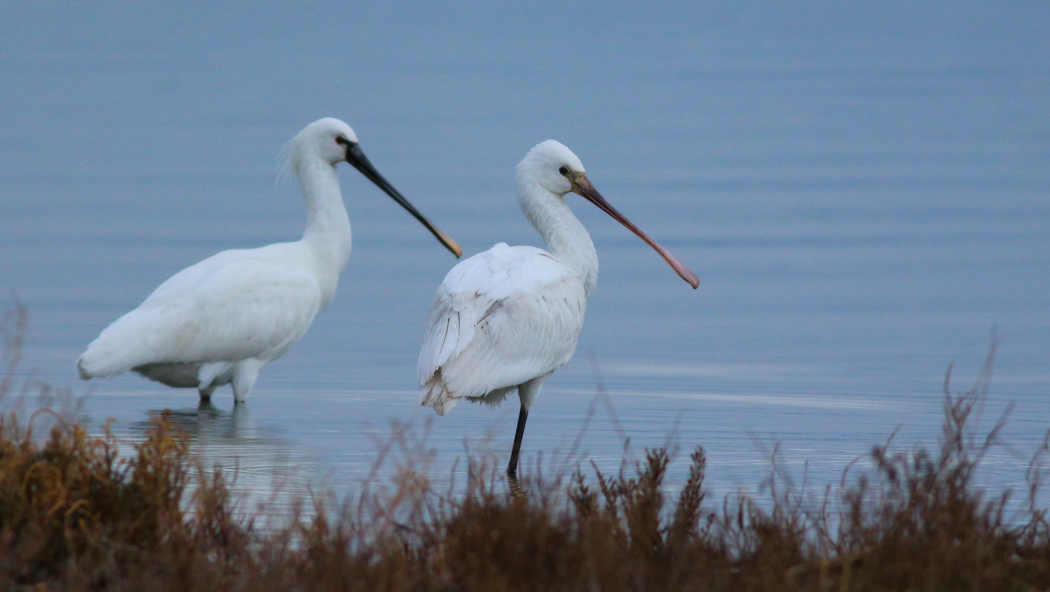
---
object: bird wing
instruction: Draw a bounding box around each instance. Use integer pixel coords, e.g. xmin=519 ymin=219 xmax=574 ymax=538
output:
xmin=78 ymin=245 xmax=323 ymax=377
xmin=418 ymin=243 xmax=587 ymax=409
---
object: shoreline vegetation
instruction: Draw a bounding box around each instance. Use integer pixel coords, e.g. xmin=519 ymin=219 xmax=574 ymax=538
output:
xmin=3 ymin=305 xmax=1050 ymax=590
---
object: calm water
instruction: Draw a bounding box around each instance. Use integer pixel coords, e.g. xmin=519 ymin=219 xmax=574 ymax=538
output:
xmin=1 ymin=2 xmax=1048 ymax=503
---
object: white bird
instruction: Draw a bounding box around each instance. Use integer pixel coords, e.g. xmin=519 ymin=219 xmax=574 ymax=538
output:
xmin=418 ymin=140 xmax=697 ymax=478
xmin=78 ymin=117 xmax=461 ymax=403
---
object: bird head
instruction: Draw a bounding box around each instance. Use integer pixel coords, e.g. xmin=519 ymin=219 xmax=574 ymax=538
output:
xmin=516 ymin=139 xmax=587 ymax=198
xmin=282 ymin=118 xmax=461 ymax=258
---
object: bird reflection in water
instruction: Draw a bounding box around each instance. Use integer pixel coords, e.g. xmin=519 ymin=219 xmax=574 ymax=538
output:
xmin=128 ymin=402 xmax=314 ymax=513
xmin=131 ymin=400 xmax=253 ymax=444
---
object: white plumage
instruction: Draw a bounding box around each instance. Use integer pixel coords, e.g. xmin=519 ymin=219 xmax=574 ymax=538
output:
xmin=418 ymin=140 xmax=698 ymax=477
xmin=418 ymin=243 xmax=587 ymax=416
xmin=79 ymin=117 xmax=460 ymax=403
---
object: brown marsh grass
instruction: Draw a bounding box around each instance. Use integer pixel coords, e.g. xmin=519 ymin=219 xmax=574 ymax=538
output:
xmin=2 ymin=303 xmax=1049 ymax=591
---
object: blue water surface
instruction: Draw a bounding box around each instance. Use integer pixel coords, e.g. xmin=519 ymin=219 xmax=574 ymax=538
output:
xmin=1 ymin=1 xmax=1048 ymax=505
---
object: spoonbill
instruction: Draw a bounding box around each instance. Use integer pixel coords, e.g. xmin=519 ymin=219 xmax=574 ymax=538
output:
xmin=78 ymin=117 xmax=461 ymax=403
xmin=417 ymin=140 xmax=697 ymax=478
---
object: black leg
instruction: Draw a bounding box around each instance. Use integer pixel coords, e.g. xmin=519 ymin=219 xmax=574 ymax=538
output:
xmin=507 ymin=404 xmax=529 ymax=479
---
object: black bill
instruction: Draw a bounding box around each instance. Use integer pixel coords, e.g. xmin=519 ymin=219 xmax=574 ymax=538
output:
xmin=346 ymin=143 xmax=462 ymax=258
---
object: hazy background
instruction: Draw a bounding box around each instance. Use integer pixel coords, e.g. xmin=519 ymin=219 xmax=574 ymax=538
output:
xmin=1 ymin=1 xmax=1048 ymax=500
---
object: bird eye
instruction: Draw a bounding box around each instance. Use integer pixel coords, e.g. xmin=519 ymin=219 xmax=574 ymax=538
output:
xmin=558 ymin=166 xmax=569 ymax=175
xmin=335 ymin=136 xmax=348 ymax=146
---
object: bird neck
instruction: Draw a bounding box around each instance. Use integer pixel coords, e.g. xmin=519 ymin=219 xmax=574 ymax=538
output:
xmin=518 ymin=181 xmax=598 ymax=297
xmin=299 ymin=159 xmax=353 ymax=274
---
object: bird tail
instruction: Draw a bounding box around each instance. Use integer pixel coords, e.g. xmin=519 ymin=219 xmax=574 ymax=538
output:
xmin=76 ymin=345 xmax=131 ymax=380
xmin=76 ymin=313 xmax=154 ymax=380
xmin=76 ymin=357 xmax=94 ymax=380
xmin=420 ymin=371 xmax=459 ymax=416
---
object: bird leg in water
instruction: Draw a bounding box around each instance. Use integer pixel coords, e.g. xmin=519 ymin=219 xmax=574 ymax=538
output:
xmin=507 ymin=404 xmax=529 ymax=479
xmin=198 ymin=382 xmax=218 ymax=403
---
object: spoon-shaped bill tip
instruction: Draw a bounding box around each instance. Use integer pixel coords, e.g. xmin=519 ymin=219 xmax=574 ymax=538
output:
xmin=679 ymin=264 xmax=700 ymax=289
xmin=437 ymin=231 xmax=463 ymax=258
xmin=641 ymin=236 xmax=699 ymax=288
xmin=573 ymin=174 xmax=698 ymax=289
